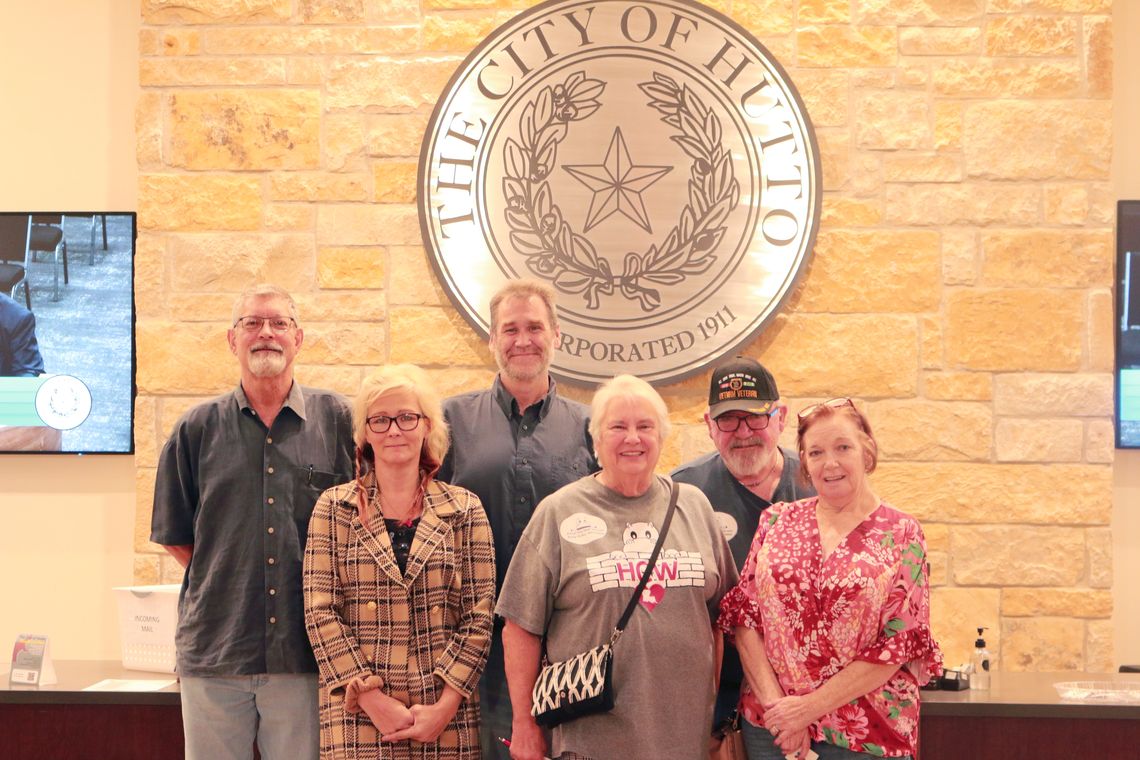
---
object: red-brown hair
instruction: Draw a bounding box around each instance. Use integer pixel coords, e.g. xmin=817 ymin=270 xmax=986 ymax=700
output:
xmin=796 ymin=401 xmax=878 ymax=484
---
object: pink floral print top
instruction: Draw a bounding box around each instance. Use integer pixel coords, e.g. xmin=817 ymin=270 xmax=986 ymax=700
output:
xmin=718 ymin=497 xmax=943 ymax=758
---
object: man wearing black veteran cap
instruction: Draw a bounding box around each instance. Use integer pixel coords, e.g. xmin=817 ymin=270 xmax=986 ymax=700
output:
xmin=671 ymin=356 xmax=814 ymax=721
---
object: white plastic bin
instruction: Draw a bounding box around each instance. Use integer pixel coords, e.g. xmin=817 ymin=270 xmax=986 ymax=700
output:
xmin=113 ymin=584 xmax=180 ymax=673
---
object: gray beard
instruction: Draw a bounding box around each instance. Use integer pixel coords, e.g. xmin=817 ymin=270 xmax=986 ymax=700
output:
xmin=248 ymin=350 xmax=286 ymax=377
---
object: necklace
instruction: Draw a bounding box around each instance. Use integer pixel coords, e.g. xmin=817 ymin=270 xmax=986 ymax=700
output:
xmin=370 ymin=479 xmax=425 ymax=526
xmin=738 ymin=450 xmax=782 ymax=492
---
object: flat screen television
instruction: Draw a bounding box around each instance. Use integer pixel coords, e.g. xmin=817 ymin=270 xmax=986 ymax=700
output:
xmin=0 ymin=212 xmax=135 ymax=454
xmin=1118 ymin=201 xmax=1140 ymax=449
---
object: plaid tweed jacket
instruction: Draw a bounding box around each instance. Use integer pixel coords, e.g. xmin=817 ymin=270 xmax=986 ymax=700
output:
xmin=304 ymin=477 xmax=496 ymax=759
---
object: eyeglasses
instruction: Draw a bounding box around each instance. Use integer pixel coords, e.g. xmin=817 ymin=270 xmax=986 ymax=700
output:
xmin=366 ymin=413 xmax=426 ymax=433
xmin=234 ymin=315 xmax=297 ymax=333
xmin=713 ymin=410 xmax=777 ymax=433
xmin=797 ymin=397 xmax=855 ymax=422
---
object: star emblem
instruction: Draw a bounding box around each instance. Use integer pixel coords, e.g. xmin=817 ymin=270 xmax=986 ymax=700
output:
xmin=562 ymin=127 xmax=672 ymax=233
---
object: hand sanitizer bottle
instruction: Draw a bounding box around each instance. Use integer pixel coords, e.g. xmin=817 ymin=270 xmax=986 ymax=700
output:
xmin=970 ymin=627 xmax=992 ymax=690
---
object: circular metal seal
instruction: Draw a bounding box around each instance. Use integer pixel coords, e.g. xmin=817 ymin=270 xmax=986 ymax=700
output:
xmin=418 ymin=0 xmax=821 ymax=385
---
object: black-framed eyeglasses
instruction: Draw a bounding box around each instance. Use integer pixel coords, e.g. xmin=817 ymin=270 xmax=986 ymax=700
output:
xmin=366 ymin=413 xmax=426 ymax=433
xmin=233 ymin=315 xmax=297 ymax=333
xmin=797 ymin=397 xmax=855 ymax=422
xmin=713 ymin=410 xmax=777 ymax=433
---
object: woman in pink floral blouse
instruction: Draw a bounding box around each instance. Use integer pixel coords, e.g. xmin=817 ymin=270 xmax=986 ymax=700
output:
xmin=718 ymin=398 xmax=942 ymax=760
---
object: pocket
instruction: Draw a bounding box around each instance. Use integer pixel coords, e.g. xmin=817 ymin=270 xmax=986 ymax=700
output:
xmin=294 ymin=468 xmax=340 ymax=546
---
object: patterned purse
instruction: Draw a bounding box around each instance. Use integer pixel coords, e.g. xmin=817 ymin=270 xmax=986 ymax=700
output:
xmin=531 ymin=482 xmax=679 ymax=728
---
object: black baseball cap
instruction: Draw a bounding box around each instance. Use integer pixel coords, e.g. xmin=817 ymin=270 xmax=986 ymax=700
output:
xmin=708 ymin=356 xmax=779 ymax=418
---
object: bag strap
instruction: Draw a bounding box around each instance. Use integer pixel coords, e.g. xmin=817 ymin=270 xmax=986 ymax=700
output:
xmin=613 ymin=479 xmax=679 ymax=635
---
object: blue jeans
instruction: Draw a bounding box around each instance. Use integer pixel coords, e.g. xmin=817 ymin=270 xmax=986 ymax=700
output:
xmin=742 ymin=719 xmax=912 ymax=760
xmin=180 ymin=673 xmax=318 ymax=760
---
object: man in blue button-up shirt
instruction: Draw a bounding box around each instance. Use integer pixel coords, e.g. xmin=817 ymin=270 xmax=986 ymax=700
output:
xmin=438 ymin=279 xmax=597 ymax=759
xmin=151 ymin=284 xmax=354 ymax=760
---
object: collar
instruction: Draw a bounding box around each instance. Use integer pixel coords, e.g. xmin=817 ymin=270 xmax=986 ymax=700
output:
xmin=492 ymin=374 xmax=556 ymax=420
xmin=234 ymin=380 xmax=306 ymax=420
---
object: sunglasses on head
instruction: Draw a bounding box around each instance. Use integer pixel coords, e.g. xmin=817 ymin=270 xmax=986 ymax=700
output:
xmin=796 ymin=397 xmax=855 ymax=423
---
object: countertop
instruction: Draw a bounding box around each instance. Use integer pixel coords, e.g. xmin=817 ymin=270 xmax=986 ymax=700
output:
xmin=1 ymin=660 xmax=180 ymax=706
xmin=921 ymin=670 xmax=1140 ymax=720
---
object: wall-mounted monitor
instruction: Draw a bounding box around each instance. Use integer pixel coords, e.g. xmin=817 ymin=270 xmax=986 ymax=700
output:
xmin=0 ymin=212 xmax=135 ymax=454
xmin=1118 ymin=201 xmax=1140 ymax=449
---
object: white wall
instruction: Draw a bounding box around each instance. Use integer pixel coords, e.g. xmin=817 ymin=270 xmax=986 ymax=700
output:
xmin=0 ymin=2 xmax=139 ymax=661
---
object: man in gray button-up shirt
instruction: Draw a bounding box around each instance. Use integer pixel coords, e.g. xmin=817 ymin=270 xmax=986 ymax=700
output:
xmin=151 ymin=284 xmax=354 ymax=760
xmin=438 ymin=279 xmax=597 ymax=760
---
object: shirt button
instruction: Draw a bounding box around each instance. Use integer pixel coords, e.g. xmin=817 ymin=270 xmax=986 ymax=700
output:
xmin=522 ymin=459 xmax=528 ymax=465
xmin=267 ymin=466 xmax=274 ymax=474
xmin=367 ymin=601 xmax=377 ymax=610
xmin=267 ymin=527 xmax=274 ymax=534
xmin=266 ymin=437 xmax=273 ymax=444
xmin=267 ymin=497 xmax=275 ymax=504
xmin=269 ymin=588 xmax=276 ymax=596
xmin=268 ymin=557 xmax=276 ymax=565
xmin=522 ymin=424 xmax=529 ymax=431
xmin=269 ymin=616 xmax=277 ymax=624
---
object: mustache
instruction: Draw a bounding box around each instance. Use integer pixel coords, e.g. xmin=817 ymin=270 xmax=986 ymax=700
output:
xmin=729 ymin=437 xmax=765 ymax=449
xmin=250 ymin=342 xmax=284 ymax=354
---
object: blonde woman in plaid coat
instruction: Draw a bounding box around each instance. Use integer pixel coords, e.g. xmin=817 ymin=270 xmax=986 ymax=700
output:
xmin=304 ymin=364 xmax=496 ymax=759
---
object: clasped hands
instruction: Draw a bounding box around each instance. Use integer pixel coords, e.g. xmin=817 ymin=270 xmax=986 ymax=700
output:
xmin=357 ymin=689 xmax=455 ymax=743
xmin=762 ymin=695 xmax=814 ymax=758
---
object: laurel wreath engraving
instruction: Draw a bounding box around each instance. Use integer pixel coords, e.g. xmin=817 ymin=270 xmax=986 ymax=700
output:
xmin=502 ymin=71 xmax=740 ymax=311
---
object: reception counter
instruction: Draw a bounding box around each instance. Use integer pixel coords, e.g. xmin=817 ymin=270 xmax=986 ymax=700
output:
xmin=3 ymin=663 xmax=1139 ymax=759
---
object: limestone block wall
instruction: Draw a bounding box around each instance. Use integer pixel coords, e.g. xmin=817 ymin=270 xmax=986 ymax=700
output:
xmin=134 ymin=0 xmax=1116 ymax=671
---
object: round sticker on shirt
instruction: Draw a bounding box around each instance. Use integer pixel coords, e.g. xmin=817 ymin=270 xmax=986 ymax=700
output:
xmin=714 ymin=512 xmax=738 ymax=542
xmin=560 ymin=513 xmax=607 ymax=545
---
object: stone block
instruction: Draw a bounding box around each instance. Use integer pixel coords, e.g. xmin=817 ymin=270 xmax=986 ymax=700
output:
xmin=675 ymin=425 xmax=714 ymax=466
xmin=795 ymin=230 xmax=941 ymax=313
xmin=294 ymin=291 xmax=388 ymax=322
xmin=134 ymin=396 xmax=159 ymax=470
xmin=952 ymin=526 xmax=1084 ymax=585
xmin=139 ymin=28 xmax=202 ymax=56
xmin=898 ymin=63 xmax=928 ymax=88
xmin=941 ymin=228 xmax=977 ymax=285
xmin=389 ymin=246 xmax=447 ymax=306
xmin=1085 ymin=619 xmax=1115 ymax=672
xmin=316 ymin=204 xmax=422 ymax=246
xmin=883 ymin=153 xmax=961 ymax=183
xmin=1088 ymin=290 xmax=1113 ymax=372
xmin=946 ymin=290 xmax=1082 ymax=371
xmin=265 ymin=204 xmax=315 ymax=231
xmin=856 ymin=0 xmax=984 ymax=24
xmin=732 ymin=0 xmax=795 ymax=35
xmin=389 ymin=307 xmax=492 ymax=366
xmin=1001 ymin=618 xmax=1083 ymax=671
xmin=1086 ymin=527 xmax=1112 ymax=588
xmin=995 ymin=417 xmax=1083 ymax=462
xmin=820 ymin=197 xmax=882 ymax=227
xmin=139 ymin=57 xmax=286 ymax=87
xmin=933 ymin=101 xmax=962 ymax=150
xmin=425 ymin=367 xmax=497 ymax=399
xmin=288 ymin=58 xmax=323 ymax=85
xmin=924 ymin=372 xmax=992 ymax=401
xmin=134 ymin=234 xmax=166 ymax=319
xmin=163 ymin=295 xmax=237 ymax=324
xmin=324 ymin=113 xmax=367 ymax=172
xmin=855 ymin=91 xmax=930 ymax=149
xmin=326 ymin=57 xmax=460 ymax=110
xmin=874 ymin=462 xmax=1112 ymax=525
xmin=1085 ymin=420 xmax=1114 ymax=464
xmin=423 ymin=13 xmax=499 ymax=51
xmin=1043 ymin=184 xmax=1090 ymax=225
xmin=1003 ymin=588 xmax=1112 ymax=618
xmin=317 ymin=246 xmax=386 ymax=289
xmin=1088 ymin=183 xmax=1115 ymax=224
xmin=985 ymin=15 xmax=1077 ymax=56
xmin=793 ymin=70 xmax=848 ymax=128
xmin=373 ymin=162 xmax=418 ymax=203
xmin=850 ymin=69 xmax=894 ymax=89
xmin=134 ymin=469 xmax=161 ymax=553
xmin=303 ymin=323 xmax=386 ymax=365
xmin=138 ymin=175 xmax=262 ymax=231
xmin=204 ymin=26 xmax=419 ymax=55
xmin=1085 ymin=15 xmax=1112 ymax=98
xmin=158 ymin=397 xmax=214 ymax=439
xmin=928 ymin=551 xmax=948 ymax=587
xmin=300 ymin=0 xmax=366 ymax=23
xmin=980 ymin=229 xmax=1112 ymax=288
xmin=865 ymin=400 xmax=992 ymax=461
xmin=167 ymin=90 xmax=320 ymax=170
xmin=423 ymin=0 xmax=499 ymax=8
xmin=169 ymin=234 xmax=316 ymax=292
xmin=933 ymin=60 xmax=1080 ymax=98
xmin=134 ymin=554 xmax=161 ymax=586
xmin=295 ymin=365 xmax=364 ymax=398
xmin=800 ymin=0 xmax=850 ymax=23
xmin=137 ymin=322 xmax=236 ymax=395
xmin=796 ymin=26 xmax=897 ymax=68
xmin=142 ymin=0 xmax=291 ymax=23
xmin=923 ymin=522 xmax=949 ymax=553
xmin=270 ymin=173 xmax=368 ymax=202
xmin=750 ymin=314 xmax=919 ymax=397
xmin=367 ymin=113 xmax=431 ymax=157
xmin=136 ymin=93 xmax=163 ymax=169
xmin=160 ymin=555 xmax=187 ymax=584
xmin=817 ymin=129 xmax=852 ymax=192
xmin=930 ymin=587 xmax=999 ymax=669
xmin=964 ymin=101 xmax=1111 ymax=181
xmin=993 ymin=373 xmax=1113 ymax=417
xmin=920 ymin=316 xmax=942 ymax=369
xmin=989 ymin=0 xmax=1108 ymax=10
xmin=885 ymin=183 xmax=1038 ymax=226
xmin=898 ymin=26 xmax=982 ymax=55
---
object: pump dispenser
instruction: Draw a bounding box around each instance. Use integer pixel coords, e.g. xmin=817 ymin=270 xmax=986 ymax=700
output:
xmin=970 ymin=627 xmax=992 ymax=690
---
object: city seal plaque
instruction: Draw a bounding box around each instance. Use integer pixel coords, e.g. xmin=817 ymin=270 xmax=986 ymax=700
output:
xmin=418 ymin=0 xmax=821 ymax=385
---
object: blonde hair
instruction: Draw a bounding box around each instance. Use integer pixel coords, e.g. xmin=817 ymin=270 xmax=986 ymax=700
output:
xmin=489 ymin=278 xmax=559 ymax=334
xmin=353 ymin=364 xmax=449 ymax=480
xmin=230 ymin=283 xmax=299 ymax=326
xmin=588 ymin=374 xmax=671 ymax=456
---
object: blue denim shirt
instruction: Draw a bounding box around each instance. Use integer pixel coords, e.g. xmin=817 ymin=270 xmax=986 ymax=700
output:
xmin=151 ymin=383 xmax=354 ymax=676
xmin=438 ymin=376 xmax=597 ymax=593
